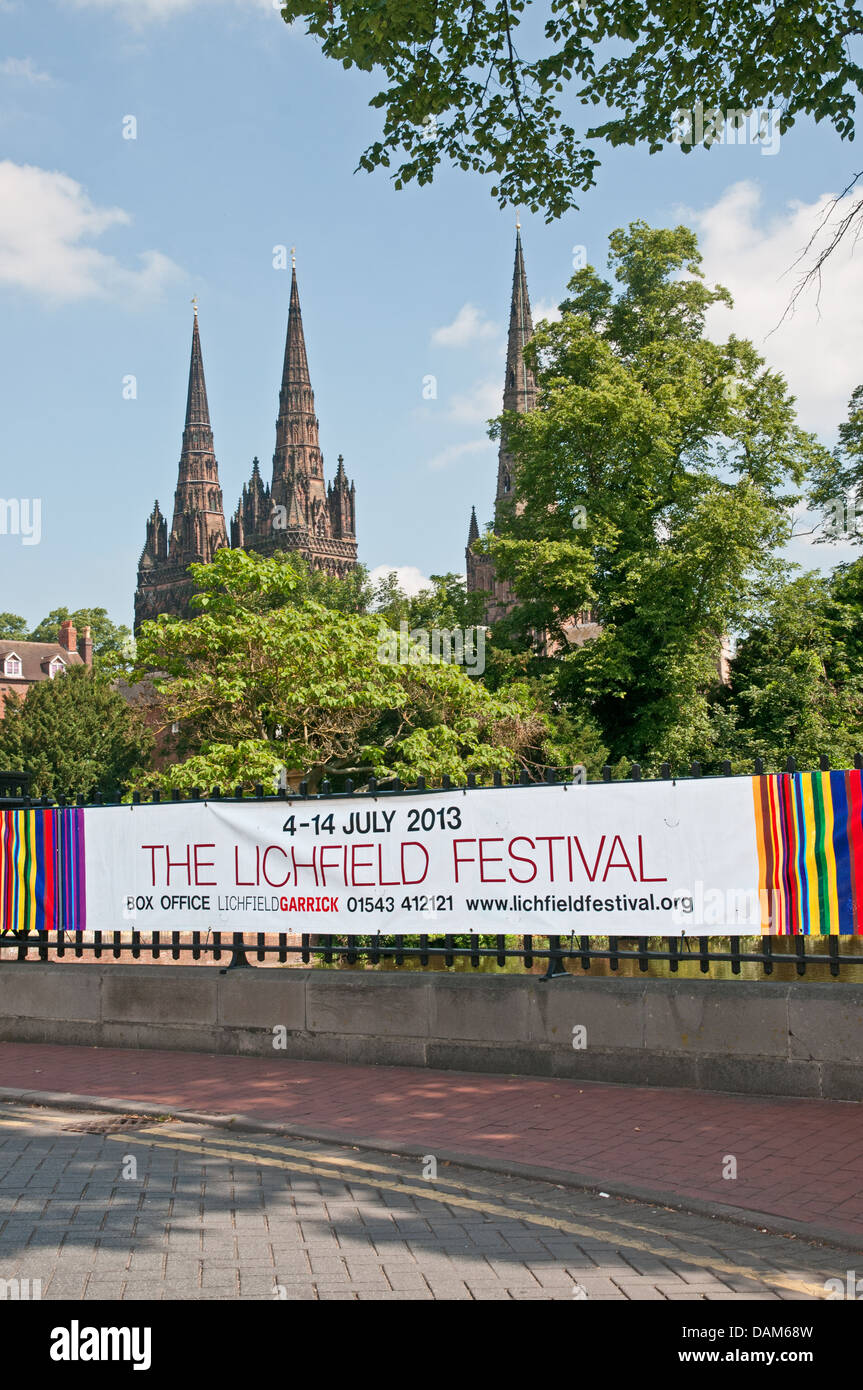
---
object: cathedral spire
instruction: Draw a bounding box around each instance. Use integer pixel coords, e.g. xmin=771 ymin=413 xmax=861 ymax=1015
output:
xmin=271 ymin=264 xmax=327 ymax=518
xmin=140 ymin=307 xmax=228 ymax=623
xmin=280 ymin=266 xmax=312 ymax=394
xmin=497 ymin=226 xmax=537 ymax=503
xmin=134 ymin=309 xmax=228 ymax=629
xmin=465 ymin=228 xmax=538 ymax=625
xmin=179 ymin=307 xmax=215 ymax=480
xmin=493 ymin=227 xmax=537 ymax=509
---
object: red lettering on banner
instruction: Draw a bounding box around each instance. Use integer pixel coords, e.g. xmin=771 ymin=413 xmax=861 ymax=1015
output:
xmin=165 ymin=844 xmax=192 ymax=886
xmin=346 ymin=839 xmax=372 ymax=884
xmin=377 ymin=845 xmax=401 ymax=887
xmin=291 ymin=845 xmax=319 ymax=886
xmin=401 ymin=842 xmax=429 ymax=884
xmin=478 ymin=837 xmax=505 ymax=883
xmin=534 ymin=835 xmax=564 ymax=880
xmin=262 ymin=844 xmax=290 ymax=888
xmin=318 ymin=844 xmax=342 ymax=887
xmin=572 ymin=836 xmax=606 ymax=882
xmin=508 ymin=837 xmax=537 ymax=883
xmin=141 ymin=845 xmax=163 ymax=887
xmin=193 ymin=844 xmax=216 ymax=887
xmin=602 ymin=834 xmax=636 ymax=882
xmin=637 ymin=834 xmax=667 ymax=882
xmin=234 ymin=845 xmax=258 ymax=886
xmin=350 ymin=843 xmax=375 ymax=886
xmin=452 ymin=839 xmax=475 ymax=882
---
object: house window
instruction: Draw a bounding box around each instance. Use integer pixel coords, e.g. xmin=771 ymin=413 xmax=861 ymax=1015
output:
xmin=48 ymin=657 xmax=65 ymax=679
xmin=4 ymin=654 xmax=22 ymax=677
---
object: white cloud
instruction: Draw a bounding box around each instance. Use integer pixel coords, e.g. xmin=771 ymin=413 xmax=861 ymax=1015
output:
xmin=426 ymin=439 xmax=495 ymax=472
xmin=369 ymin=564 xmax=432 ymax=596
xmin=686 ymin=180 xmax=863 ymax=433
xmin=431 ymin=302 xmax=498 ymax=348
xmin=0 ymin=161 xmax=183 ymax=304
xmin=0 ymin=58 xmax=53 ymax=83
xmin=447 ymin=377 xmax=501 ymax=426
xmin=533 ymin=298 xmax=562 ymax=325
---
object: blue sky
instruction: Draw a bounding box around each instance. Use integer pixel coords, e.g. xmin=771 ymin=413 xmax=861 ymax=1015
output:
xmin=1 ymin=0 xmax=863 ymax=631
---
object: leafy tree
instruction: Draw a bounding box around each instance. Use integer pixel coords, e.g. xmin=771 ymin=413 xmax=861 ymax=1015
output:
xmin=830 ymin=554 xmax=863 ymax=681
xmin=28 ymin=607 xmax=134 ymax=675
xmin=809 ymin=384 xmax=863 ymax=543
xmin=184 ymin=547 xmax=373 ymax=617
xmin=481 ymin=221 xmax=831 ymax=768
xmin=0 ymin=667 xmax=154 ymax=799
xmin=368 ymin=569 xmax=413 ymax=624
xmin=717 ymin=571 xmax=863 ymax=771
xmin=372 ymin=571 xmax=487 ymax=629
xmin=0 ymin=613 xmax=28 ymax=639
xmin=277 ymin=0 xmax=863 ymax=221
xmin=134 ymin=549 xmax=553 ymax=792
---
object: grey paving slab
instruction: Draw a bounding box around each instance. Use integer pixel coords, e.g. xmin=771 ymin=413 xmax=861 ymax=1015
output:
xmin=0 ymin=1102 xmax=847 ymax=1303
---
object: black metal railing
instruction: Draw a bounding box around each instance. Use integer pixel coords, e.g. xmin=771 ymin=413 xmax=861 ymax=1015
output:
xmin=0 ymin=771 xmax=31 ymax=803
xmin=0 ymin=929 xmax=860 ymax=979
xmin=4 ymin=751 xmax=863 ymax=808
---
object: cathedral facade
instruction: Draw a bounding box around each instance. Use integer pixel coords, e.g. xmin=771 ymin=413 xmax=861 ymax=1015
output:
xmin=134 ymin=266 xmax=357 ymax=630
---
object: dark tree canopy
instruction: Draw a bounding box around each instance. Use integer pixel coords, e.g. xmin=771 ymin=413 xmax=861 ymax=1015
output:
xmin=0 ymin=667 xmax=154 ymax=800
xmin=278 ymin=0 xmax=863 ymax=220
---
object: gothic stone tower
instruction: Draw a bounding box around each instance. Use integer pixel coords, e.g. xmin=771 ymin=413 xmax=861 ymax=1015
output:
xmin=231 ymin=265 xmax=357 ymax=575
xmin=135 ymin=308 xmax=229 ymax=629
xmin=466 ymin=226 xmax=537 ymax=625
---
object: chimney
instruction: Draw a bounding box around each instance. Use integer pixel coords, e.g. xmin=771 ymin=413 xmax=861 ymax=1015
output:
xmin=80 ymin=625 xmax=93 ymax=667
xmin=58 ymin=619 xmax=77 ymax=655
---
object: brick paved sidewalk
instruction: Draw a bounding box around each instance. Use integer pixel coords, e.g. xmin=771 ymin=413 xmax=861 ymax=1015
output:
xmin=1 ymin=1042 xmax=860 ymax=1243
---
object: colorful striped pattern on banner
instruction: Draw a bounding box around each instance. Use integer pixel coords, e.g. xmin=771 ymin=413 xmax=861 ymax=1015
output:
xmin=752 ymin=771 xmax=863 ymax=934
xmin=0 ymin=807 xmax=86 ymax=933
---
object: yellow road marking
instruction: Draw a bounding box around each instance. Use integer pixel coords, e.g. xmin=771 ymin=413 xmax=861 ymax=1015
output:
xmin=132 ymin=1126 xmax=754 ymax=1250
xmin=103 ymin=1129 xmax=826 ymax=1299
xmin=0 ymin=1112 xmax=73 ymax=1130
xmin=148 ymin=1128 xmax=572 ymax=1206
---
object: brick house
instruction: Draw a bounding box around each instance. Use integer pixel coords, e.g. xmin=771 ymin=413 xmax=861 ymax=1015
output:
xmin=0 ymin=620 xmax=93 ymax=716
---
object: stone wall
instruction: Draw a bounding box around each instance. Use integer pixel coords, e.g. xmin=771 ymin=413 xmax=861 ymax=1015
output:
xmin=0 ymin=964 xmax=860 ymax=1100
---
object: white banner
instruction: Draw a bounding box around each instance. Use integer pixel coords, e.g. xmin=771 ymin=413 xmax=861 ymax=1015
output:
xmin=80 ymin=780 xmax=768 ymax=934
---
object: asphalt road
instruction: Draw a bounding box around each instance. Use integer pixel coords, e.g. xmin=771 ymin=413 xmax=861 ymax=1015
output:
xmin=0 ymin=1103 xmax=847 ymax=1301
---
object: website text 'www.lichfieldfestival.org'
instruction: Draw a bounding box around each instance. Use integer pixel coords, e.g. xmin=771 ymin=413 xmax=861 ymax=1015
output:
xmin=464 ymin=892 xmax=695 ymax=916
